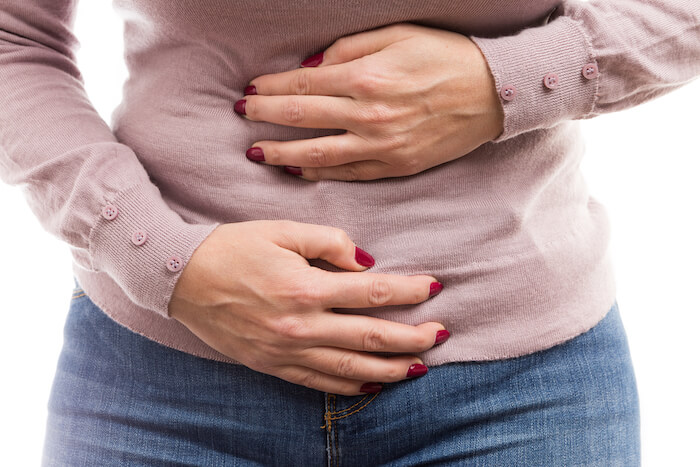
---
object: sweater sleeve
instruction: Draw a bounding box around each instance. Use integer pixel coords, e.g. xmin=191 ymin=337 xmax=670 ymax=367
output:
xmin=0 ymin=1 xmax=221 ymax=318
xmin=469 ymin=0 xmax=700 ymax=143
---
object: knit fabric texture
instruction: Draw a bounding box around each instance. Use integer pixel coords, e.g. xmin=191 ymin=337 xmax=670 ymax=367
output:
xmin=1 ymin=0 xmax=698 ymax=365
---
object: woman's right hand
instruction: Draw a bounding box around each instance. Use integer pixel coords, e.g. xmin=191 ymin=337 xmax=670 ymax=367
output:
xmin=168 ymin=220 xmax=447 ymax=396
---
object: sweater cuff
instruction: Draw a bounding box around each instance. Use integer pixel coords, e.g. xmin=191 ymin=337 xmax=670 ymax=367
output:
xmin=470 ymin=15 xmax=599 ymax=143
xmin=88 ymin=181 xmax=221 ymax=318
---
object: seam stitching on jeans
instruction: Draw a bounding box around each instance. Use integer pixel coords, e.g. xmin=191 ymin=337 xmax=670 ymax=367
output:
xmin=323 ymin=393 xmax=332 ymax=467
xmin=322 ymin=394 xmax=334 ymax=432
xmin=328 ymin=394 xmax=370 ymax=415
xmin=327 ymin=392 xmax=379 ymax=421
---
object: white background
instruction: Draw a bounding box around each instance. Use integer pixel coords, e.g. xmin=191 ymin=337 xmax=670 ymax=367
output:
xmin=1 ymin=1 xmax=698 ymax=465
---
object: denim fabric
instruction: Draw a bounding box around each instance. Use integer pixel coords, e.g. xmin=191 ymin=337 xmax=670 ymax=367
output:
xmin=42 ymin=278 xmax=640 ymax=466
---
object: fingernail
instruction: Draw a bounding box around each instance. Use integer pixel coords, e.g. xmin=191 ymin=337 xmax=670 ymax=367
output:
xmin=244 ymin=85 xmax=257 ymax=95
xmin=354 ymin=246 xmax=375 ymax=267
xmin=406 ymin=364 xmax=428 ymax=378
xmin=435 ymin=330 xmax=450 ymax=345
xmin=301 ymin=52 xmax=324 ymax=67
xmin=428 ymin=281 xmax=443 ymax=298
xmin=360 ymin=383 xmax=383 ymax=394
xmin=234 ymin=99 xmax=247 ymax=115
xmin=283 ymin=166 xmax=303 ymax=176
xmin=246 ymin=147 xmax=265 ymax=162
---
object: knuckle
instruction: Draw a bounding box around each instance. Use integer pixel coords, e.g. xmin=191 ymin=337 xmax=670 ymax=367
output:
xmin=300 ymin=167 xmax=320 ymax=181
xmin=330 ymin=36 xmax=352 ymax=56
xmin=367 ymin=278 xmax=393 ymax=306
xmin=282 ymin=98 xmax=305 ymax=124
xmin=386 ymin=364 xmax=406 ymax=381
xmin=411 ymin=286 xmax=427 ymax=304
xmin=360 ymin=103 xmax=395 ymax=126
xmin=397 ymin=156 xmax=421 ymax=177
xmin=342 ymin=164 xmax=363 ymax=181
xmin=328 ymin=227 xmax=350 ymax=249
xmin=273 ymin=315 xmax=309 ymax=340
xmin=244 ymin=96 xmax=258 ymax=118
xmin=291 ymin=283 xmax=326 ymax=307
xmin=299 ymin=371 xmax=322 ymax=390
xmin=349 ymin=62 xmax=385 ymax=96
xmin=417 ymin=331 xmax=435 ymax=351
xmin=405 ymin=156 xmax=422 ymax=174
xmin=334 ymin=353 xmax=359 ymax=378
xmin=362 ymin=326 xmax=388 ymax=352
xmin=292 ymin=69 xmax=312 ymax=95
xmin=307 ymin=145 xmax=332 ymax=167
xmin=352 ymin=73 xmax=382 ymax=96
xmin=380 ymin=133 xmax=407 ymax=152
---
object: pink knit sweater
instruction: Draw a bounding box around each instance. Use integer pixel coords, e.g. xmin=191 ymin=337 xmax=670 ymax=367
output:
xmin=1 ymin=1 xmax=698 ymax=365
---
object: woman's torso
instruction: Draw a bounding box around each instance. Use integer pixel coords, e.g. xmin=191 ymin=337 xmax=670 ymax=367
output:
xmin=93 ymin=0 xmax=617 ymax=364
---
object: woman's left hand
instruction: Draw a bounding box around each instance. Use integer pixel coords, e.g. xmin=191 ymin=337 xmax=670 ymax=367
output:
xmin=237 ymin=22 xmax=504 ymax=181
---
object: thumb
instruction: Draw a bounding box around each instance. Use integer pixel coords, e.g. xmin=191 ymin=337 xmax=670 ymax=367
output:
xmin=275 ymin=222 xmax=375 ymax=271
xmin=301 ymin=22 xmax=412 ymax=67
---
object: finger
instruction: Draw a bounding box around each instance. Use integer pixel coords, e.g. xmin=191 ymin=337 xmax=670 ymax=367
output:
xmin=311 ymin=314 xmax=446 ymax=354
xmin=295 ymin=160 xmax=394 ymax=182
xmin=249 ymin=132 xmax=373 ymax=168
xmin=272 ymin=364 xmax=381 ymax=396
xmin=296 ymin=347 xmax=424 ymax=383
xmin=240 ymin=95 xmax=359 ymax=130
xmin=273 ymin=222 xmax=376 ymax=272
xmin=308 ymin=22 xmax=417 ymax=67
xmin=249 ymin=63 xmax=358 ymax=97
xmin=310 ymin=270 xmax=440 ymax=309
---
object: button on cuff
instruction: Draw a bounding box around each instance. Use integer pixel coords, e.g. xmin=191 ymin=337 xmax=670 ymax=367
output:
xmin=101 ymin=204 xmax=119 ymax=220
xmin=88 ymin=182 xmax=221 ymax=318
xmin=582 ymin=62 xmax=599 ymax=80
xmin=500 ymin=85 xmax=517 ymax=101
xmin=131 ymin=229 xmax=148 ymax=246
xmin=166 ymin=255 xmax=184 ymax=272
xmin=543 ymin=72 xmax=560 ymax=89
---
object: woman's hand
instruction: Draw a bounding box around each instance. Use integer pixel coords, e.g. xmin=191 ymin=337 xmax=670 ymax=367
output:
xmin=168 ymin=221 xmax=448 ymax=396
xmin=235 ymin=22 xmax=504 ymax=181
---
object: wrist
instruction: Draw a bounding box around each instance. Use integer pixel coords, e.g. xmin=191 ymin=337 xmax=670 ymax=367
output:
xmin=464 ymin=36 xmax=506 ymax=143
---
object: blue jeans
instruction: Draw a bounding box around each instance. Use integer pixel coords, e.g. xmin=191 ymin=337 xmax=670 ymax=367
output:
xmin=42 ymin=278 xmax=641 ymax=466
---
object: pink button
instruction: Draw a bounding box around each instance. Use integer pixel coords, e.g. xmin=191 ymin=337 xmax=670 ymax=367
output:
xmin=543 ymin=72 xmax=560 ymax=89
xmin=101 ymin=204 xmax=119 ymax=220
xmin=582 ymin=62 xmax=599 ymax=80
xmin=500 ymin=85 xmax=517 ymax=101
xmin=166 ymin=255 xmax=183 ymax=272
xmin=131 ymin=230 xmax=148 ymax=246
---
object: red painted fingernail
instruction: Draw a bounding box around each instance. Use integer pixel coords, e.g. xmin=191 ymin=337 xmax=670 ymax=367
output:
xmin=244 ymin=85 xmax=257 ymax=95
xmin=360 ymin=383 xmax=383 ymax=394
xmin=406 ymin=364 xmax=428 ymax=378
xmin=283 ymin=166 xmax=303 ymax=176
xmin=301 ymin=52 xmax=324 ymax=67
xmin=234 ymin=99 xmax=247 ymax=115
xmin=246 ymin=147 xmax=265 ymax=162
xmin=428 ymin=282 xmax=443 ymax=297
xmin=435 ymin=330 xmax=450 ymax=345
xmin=354 ymin=246 xmax=375 ymax=267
